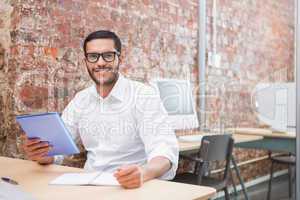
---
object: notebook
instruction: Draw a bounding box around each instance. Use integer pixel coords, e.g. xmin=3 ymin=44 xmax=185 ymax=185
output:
xmin=49 ymin=172 xmax=120 ymax=186
xmin=16 ymin=112 xmax=80 ymax=156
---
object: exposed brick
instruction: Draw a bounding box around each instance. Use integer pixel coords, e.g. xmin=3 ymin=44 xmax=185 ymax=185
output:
xmin=44 ymin=47 xmax=58 ymax=60
xmin=19 ymin=85 xmax=49 ymax=109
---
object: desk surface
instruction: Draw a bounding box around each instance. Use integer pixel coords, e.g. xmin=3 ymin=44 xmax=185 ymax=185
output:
xmin=0 ymin=157 xmax=216 ymax=200
xmin=227 ymin=128 xmax=296 ymax=139
xmin=179 ymin=133 xmax=263 ymax=152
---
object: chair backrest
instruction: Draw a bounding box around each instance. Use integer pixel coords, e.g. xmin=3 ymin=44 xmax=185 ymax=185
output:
xmin=194 ymin=139 xmax=210 ymax=179
xmin=199 ymin=134 xmax=234 ymax=162
xmin=196 ymin=134 xmax=234 ymax=181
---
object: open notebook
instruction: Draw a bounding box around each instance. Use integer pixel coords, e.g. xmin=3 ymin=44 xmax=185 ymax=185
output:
xmin=50 ymin=172 xmax=120 ymax=186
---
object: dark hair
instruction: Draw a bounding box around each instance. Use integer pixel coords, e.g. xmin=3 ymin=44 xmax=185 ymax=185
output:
xmin=83 ymin=30 xmax=122 ymax=54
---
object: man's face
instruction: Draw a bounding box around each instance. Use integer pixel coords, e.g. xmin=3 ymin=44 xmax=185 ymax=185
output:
xmin=85 ymin=39 xmax=120 ymax=86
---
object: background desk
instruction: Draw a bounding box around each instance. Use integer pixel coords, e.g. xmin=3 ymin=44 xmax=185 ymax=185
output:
xmin=0 ymin=157 xmax=216 ymax=200
xmin=228 ymin=128 xmax=296 ymax=154
xmin=178 ymin=133 xmax=264 ymax=152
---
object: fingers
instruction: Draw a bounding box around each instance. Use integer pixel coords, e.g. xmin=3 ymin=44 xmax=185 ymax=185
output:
xmin=26 ymin=138 xmax=43 ymax=147
xmin=121 ymin=179 xmax=141 ymax=189
xmin=27 ymin=141 xmax=50 ymax=151
xmin=115 ymin=165 xmax=137 ymax=177
xmin=27 ymin=145 xmax=52 ymax=157
xmin=21 ymin=136 xmax=52 ymax=162
xmin=114 ymin=165 xmax=143 ymax=189
xmin=21 ymin=136 xmax=41 ymax=149
xmin=27 ymin=145 xmax=51 ymax=158
xmin=117 ymin=171 xmax=137 ymax=182
xmin=24 ymin=141 xmax=50 ymax=154
xmin=28 ymin=150 xmax=49 ymax=161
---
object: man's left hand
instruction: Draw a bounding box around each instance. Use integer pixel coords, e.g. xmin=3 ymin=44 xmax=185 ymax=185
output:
xmin=114 ymin=165 xmax=144 ymax=189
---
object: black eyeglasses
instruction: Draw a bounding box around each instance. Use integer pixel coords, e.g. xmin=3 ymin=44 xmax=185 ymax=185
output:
xmin=85 ymin=51 xmax=120 ymax=63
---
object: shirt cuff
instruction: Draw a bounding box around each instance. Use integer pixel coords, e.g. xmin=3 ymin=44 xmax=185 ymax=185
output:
xmin=53 ymin=155 xmax=64 ymax=165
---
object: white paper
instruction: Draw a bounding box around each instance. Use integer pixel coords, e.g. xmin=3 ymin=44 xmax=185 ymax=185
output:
xmin=92 ymin=172 xmax=120 ymax=186
xmin=50 ymin=172 xmax=120 ymax=186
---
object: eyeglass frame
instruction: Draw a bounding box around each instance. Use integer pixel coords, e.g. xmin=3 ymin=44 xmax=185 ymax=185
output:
xmin=85 ymin=51 xmax=120 ymax=63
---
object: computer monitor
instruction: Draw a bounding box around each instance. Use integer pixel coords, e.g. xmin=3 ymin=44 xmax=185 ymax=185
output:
xmin=150 ymin=78 xmax=199 ymax=130
xmin=254 ymin=82 xmax=295 ymax=132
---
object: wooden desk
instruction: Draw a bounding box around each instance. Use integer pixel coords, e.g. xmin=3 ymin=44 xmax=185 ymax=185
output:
xmin=179 ymin=133 xmax=264 ymax=152
xmin=227 ymin=128 xmax=296 ymax=154
xmin=227 ymin=128 xmax=296 ymax=139
xmin=0 ymin=157 xmax=216 ymax=200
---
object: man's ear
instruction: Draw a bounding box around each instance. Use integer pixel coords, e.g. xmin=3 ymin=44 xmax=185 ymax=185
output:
xmin=118 ymin=53 xmax=123 ymax=65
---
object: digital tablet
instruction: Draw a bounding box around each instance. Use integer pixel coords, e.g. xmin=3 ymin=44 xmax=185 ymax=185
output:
xmin=16 ymin=112 xmax=80 ymax=156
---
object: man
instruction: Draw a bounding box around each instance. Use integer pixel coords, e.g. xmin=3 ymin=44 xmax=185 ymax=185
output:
xmin=21 ymin=30 xmax=179 ymax=189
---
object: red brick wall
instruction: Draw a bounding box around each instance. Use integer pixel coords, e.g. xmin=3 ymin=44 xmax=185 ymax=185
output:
xmin=0 ymin=0 xmax=199 ymax=156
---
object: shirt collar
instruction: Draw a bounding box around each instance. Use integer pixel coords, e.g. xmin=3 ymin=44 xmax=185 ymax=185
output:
xmin=90 ymin=73 xmax=126 ymax=102
xmin=108 ymin=73 xmax=126 ymax=102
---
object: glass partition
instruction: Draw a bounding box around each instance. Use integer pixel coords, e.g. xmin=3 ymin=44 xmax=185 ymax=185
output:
xmin=203 ymin=0 xmax=297 ymax=199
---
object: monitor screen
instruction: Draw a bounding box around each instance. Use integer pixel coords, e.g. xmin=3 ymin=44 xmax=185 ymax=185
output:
xmin=254 ymin=82 xmax=295 ymax=132
xmin=156 ymin=81 xmax=194 ymax=115
xmin=151 ymin=79 xmax=199 ymax=130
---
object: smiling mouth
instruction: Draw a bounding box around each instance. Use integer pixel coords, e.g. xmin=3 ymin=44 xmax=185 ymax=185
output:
xmin=93 ymin=67 xmax=113 ymax=72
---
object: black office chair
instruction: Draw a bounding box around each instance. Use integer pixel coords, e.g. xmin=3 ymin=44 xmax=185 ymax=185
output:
xmin=173 ymin=135 xmax=234 ymax=200
xmin=267 ymin=153 xmax=296 ymax=200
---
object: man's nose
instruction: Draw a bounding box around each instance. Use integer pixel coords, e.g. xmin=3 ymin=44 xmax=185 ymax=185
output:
xmin=96 ymin=56 xmax=107 ymax=66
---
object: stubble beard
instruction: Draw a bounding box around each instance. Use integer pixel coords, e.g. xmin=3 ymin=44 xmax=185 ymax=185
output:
xmin=87 ymin=65 xmax=119 ymax=87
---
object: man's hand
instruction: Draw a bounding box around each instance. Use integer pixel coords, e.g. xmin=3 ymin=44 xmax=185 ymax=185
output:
xmin=114 ymin=165 xmax=144 ymax=189
xmin=114 ymin=157 xmax=171 ymax=189
xmin=20 ymin=134 xmax=54 ymax=165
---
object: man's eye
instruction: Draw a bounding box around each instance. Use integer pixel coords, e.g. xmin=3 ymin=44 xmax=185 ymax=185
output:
xmin=103 ymin=53 xmax=114 ymax=59
xmin=89 ymin=54 xmax=99 ymax=59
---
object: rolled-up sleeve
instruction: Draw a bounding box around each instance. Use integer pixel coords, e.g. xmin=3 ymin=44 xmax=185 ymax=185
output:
xmin=136 ymin=86 xmax=179 ymax=180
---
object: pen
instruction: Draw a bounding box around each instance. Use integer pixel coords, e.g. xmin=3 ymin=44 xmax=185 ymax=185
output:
xmin=1 ymin=177 xmax=19 ymax=185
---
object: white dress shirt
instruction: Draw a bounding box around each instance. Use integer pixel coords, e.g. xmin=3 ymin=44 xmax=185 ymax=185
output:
xmin=56 ymin=74 xmax=179 ymax=180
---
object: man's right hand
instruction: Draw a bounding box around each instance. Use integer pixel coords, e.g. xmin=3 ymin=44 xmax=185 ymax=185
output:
xmin=20 ymin=134 xmax=54 ymax=165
